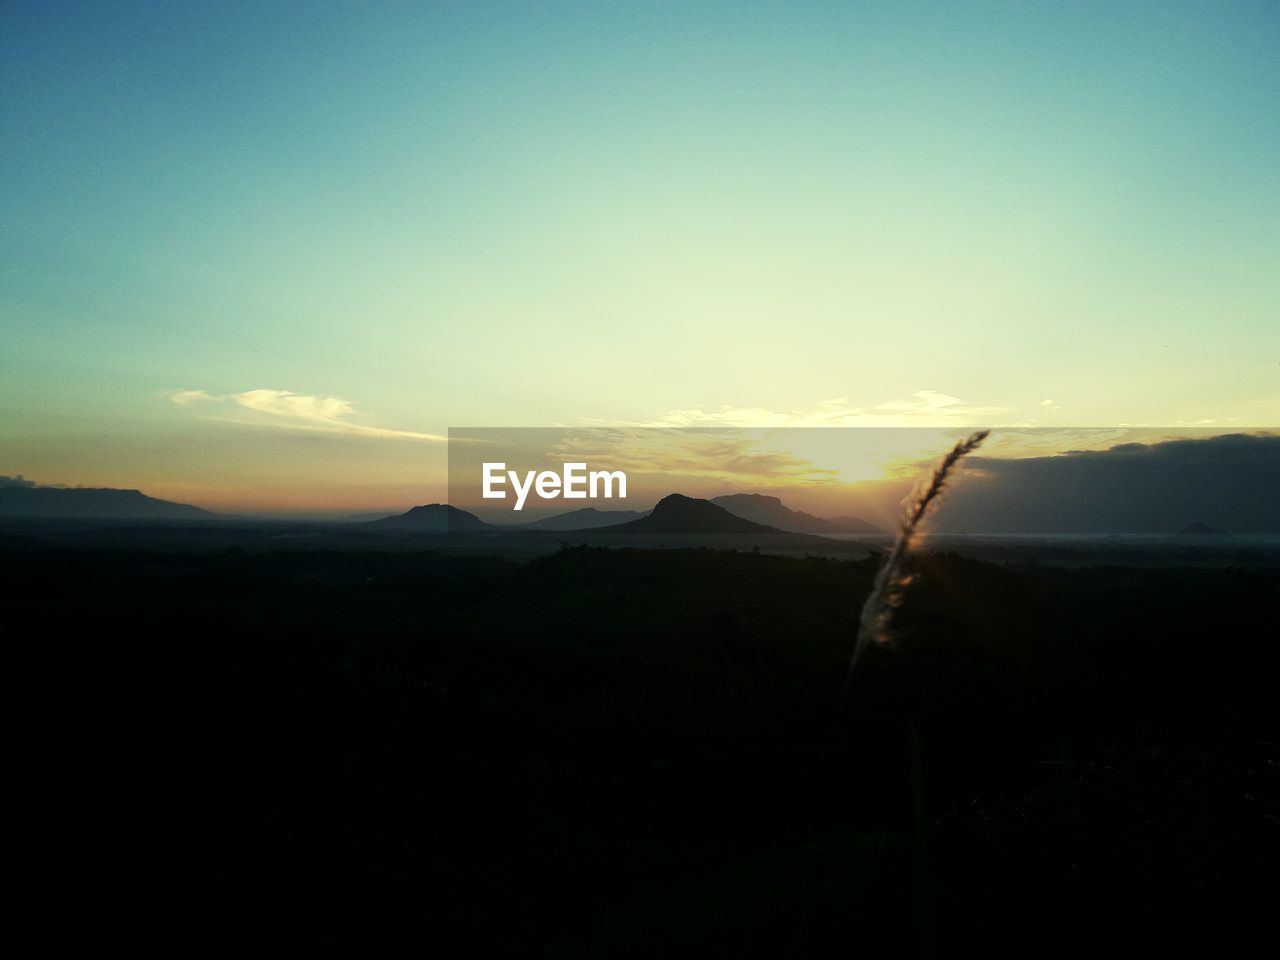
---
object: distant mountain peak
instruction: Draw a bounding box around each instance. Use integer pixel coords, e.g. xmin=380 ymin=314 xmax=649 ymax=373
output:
xmin=721 ymin=493 xmax=783 ymax=507
xmin=369 ymin=503 xmax=489 ymax=533
xmin=601 ymin=494 xmax=779 ymax=535
xmin=521 ymin=506 xmax=646 ymax=531
xmin=711 ymin=493 xmax=885 ymax=535
xmin=826 ymin=516 xmax=887 ymax=535
xmin=0 ymin=483 xmax=214 ymax=520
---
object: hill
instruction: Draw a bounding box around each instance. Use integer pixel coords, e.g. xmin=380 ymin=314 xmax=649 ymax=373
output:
xmin=712 ymin=493 xmax=884 ymax=534
xmin=0 ymin=483 xmax=214 ymax=520
xmin=600 ymin=494 xmax=779 ymax=534
xmin=826 ymin=515 xmax=887 ymax=534
xmin=369 ymin=503 xmax=489 ymax=533
xmin=521 ymin=507 xmax=647 ymax=530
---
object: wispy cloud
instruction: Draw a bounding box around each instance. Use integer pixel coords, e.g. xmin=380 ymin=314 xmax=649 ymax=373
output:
xmin=870 ymin=390 xmax=1013 ymax=422
xmin=598 ymin=391 xmax=1017 ymax=429
xmin=169 ymin=389 xmax=214 ymax=406
xmin=167 ymin=388 xmax=446 ymax=442
xmin=547 ymin=428 xmax=839 ymax=485
xmin=1169 ymin=417 xmax=1241 ymax=426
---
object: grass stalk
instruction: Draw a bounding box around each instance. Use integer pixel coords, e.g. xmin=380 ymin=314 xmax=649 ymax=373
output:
xmin=846 ymin=430 xmax=989 ymax=689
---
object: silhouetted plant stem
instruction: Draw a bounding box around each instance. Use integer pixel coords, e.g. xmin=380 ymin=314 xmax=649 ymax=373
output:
xmin=845 ymin=430 xmax=989 ymax=696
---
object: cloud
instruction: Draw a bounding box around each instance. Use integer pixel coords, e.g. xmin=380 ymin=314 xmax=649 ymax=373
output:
xmin=930 ymin=432 xmax=1280 ymax=533
xmin=547 ymin=428 xmax=839 ymax=485
xmin=169 ymin=389 xmax=214 ymax=406
xmin=1169 ymin=417 xmax=1238 ymax=426
xmin=872 ymin=390 xmax=1013 ymax=420
xmin=229 ymin=389 xmax=356 ymax=424
xmin=613 ymin=392 xmax=1017 ymax=429
xmin=168 ymin=388 xmax=446 ymax=442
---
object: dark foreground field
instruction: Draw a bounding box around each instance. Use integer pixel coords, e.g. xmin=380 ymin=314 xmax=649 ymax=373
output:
xmin=11 ymin=540 xmax=1279 ymax=955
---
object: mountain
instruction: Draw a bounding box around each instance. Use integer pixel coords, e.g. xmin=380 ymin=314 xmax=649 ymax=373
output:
xmin=711 ymin=494 xmax=885 ymax=535
xmin=0 ymin=484 xmax=214 ymax=520
xmin=522 ymin=507 xmax=647 ymax=530
xmin=1179 ymin=520 xmax=1227 ymax=536
xmin=600 ymin=494 xmax=779 ymax=535
xmin=369 ymin=503 xmax=490 ymax=533
xmin=825 ymin=515 xmax=888 ymax=534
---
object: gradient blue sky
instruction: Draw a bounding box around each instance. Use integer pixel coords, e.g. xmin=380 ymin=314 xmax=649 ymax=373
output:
xmin=2 ymin=2 xmax=1276 ymax=512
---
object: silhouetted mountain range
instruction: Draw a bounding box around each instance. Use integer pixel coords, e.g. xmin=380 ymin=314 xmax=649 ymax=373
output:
xmin=520 ymin=507 xmax=647 ymax=530
xmin=372 ymin=494 xmax=871 ymax=538
xmin=711 ymin=494 xmax=884 ymax=534
xmin=370 ymin=503 xmax=490 ymax=532
xmin=0 ymin=483 xmax=214 ymax=520
xmin=827 ymin=515 xmax=888 ymax=534
xmin=596 ymin=494 xmax=779 ymax=535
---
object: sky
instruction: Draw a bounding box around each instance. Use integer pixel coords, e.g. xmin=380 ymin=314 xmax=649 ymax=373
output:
xmin=442 ymin=427 xmax=1279 ymax=533
xmin=2 ymin=2 xmax=1277 ymax=514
